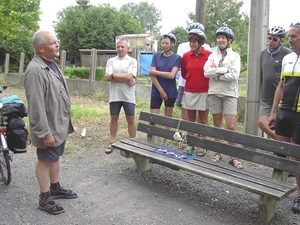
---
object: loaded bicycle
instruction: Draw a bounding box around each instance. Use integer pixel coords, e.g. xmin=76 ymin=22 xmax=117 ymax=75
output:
xmin=0 ymin=85 xmax=28 ymax=185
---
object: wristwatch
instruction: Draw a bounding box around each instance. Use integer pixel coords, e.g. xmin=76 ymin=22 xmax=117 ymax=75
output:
xmin=110 ymin=74 xmax=114 ymax=79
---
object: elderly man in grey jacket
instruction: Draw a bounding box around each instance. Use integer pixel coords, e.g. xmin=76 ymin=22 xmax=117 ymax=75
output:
xmin=24 ymin=30 xmax=76 ymax=215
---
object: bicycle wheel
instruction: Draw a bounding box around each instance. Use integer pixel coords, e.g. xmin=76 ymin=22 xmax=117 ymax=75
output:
xmin=0 ymin=150 xmax=11 ymax=185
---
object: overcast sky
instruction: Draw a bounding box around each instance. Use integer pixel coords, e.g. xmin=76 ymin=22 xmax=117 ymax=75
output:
xmin=39 ymin=0 xmax=299 ymax=34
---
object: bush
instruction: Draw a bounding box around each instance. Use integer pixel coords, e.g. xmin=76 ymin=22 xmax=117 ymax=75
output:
xmin=64 ymin=66 xmax=105 ymax=81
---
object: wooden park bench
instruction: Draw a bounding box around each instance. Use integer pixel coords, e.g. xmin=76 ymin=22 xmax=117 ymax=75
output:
xmin=111 ymin=111 xmax=300 ymax=223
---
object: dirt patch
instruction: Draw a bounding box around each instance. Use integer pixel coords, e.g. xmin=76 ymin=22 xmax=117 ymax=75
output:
xmin=0 ymin=86 xmax=299 ymax=225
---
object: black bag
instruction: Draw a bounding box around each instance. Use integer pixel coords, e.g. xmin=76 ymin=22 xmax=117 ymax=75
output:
xmin=1 ymin=103 xmax=28 ymax=118
xmin=7 ymin=117 xmax=28 ymax=154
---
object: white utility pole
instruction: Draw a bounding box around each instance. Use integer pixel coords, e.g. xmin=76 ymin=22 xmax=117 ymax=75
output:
xmin=245 ymin=0 xmax=270 ymax=135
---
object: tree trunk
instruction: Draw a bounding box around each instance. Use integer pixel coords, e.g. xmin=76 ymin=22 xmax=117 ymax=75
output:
xmin=195 ymin=0 xmax=206 ymax=25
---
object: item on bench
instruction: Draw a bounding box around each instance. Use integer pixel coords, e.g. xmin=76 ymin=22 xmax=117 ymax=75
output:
xmin=211 ymin=153 xmax=222 ymax=162
xmin=177 ymin=131 xmax=188 ymax=153
xmin=196 ymin=148 xmax=207 ymax=157
xmin=153 ymin=146 xmax=197 ymax=162
xmin=229 ymin=158 xmax=243 ymax=169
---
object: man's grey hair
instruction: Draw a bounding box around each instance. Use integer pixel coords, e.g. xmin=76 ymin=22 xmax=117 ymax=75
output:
xmin=116 ymin=37 xmax=130 ymax=47
xmin=32 ymin=30 xmax=51 ymax=50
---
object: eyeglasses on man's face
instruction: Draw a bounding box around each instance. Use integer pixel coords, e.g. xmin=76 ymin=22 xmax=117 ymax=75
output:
xmin=48 ymin=40 xmax=60 ymax=46
xmin=42 ymin=40 xmax=60 ymax=46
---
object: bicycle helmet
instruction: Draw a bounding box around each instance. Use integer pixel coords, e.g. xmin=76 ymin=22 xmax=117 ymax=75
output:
xmin=188 ymin=29 xmax=206 ymax=41
xmin=216 ymin=27 xmax=234 ymax=40
xmin=267 ymin=26 xmax=286 ymax=38
xmin=161 ymin=33 xmax=176 ymax=44
xmin=188 ymin=22 xmax=205 ymax=32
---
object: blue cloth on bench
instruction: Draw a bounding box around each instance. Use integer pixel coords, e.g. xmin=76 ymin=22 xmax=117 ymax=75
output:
xmin=152 ymin=146 xmax=197 ymax=162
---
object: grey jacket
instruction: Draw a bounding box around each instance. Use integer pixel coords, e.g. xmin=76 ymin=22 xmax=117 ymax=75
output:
xmin=24 ymin=54 xmax=74 ymax=148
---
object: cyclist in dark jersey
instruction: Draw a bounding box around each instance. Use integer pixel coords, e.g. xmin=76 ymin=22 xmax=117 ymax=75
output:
xmin=269 ymin=22 xmax=300 ymax=214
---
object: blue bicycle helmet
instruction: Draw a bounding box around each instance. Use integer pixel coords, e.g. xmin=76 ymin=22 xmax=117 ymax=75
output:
xmin=188 ymin=22 xmax=205 ymax=32
xmin=268 ymin=26 xmax=286 ymax=38
xmin=216 ymin=27 xmax=234 ymax=40
xmin=188 ymin=29 xmax=206 ymax=41
xmin=161 ymin=33 xmax=177 ymax=44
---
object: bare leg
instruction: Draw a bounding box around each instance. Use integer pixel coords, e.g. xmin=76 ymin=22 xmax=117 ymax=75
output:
xmin=36 ymin=160 xmax=53 ymax=193
xmin=126 ymin=115 xmax=136 ymax=138
xmin=110 ymin=115 xmax=119 ymax=143
xmin=181 ymin=107 xmax=188 ymax=120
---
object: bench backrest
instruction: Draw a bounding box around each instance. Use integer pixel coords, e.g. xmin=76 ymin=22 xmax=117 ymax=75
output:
xmin=137 ymin=111 xmax=300 ymax=175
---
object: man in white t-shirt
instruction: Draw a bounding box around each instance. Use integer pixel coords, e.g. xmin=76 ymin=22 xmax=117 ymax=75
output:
xmin=176 ymin=22 xmax=211 ymax=120
xmin=104 ymin=37 xmax=137 ymax=154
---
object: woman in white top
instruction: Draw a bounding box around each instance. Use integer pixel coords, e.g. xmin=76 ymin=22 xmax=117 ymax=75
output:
xmin=204 ymin=27 xmax=243 ymax=169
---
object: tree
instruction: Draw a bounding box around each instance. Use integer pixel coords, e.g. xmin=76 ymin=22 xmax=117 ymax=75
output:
xmin=54 ymin=2 xmax=142 ymax=64
xmin=195 ymin=0 xmax=206 ymax=25
xmin=171 ymin=27 xmax=189 ymax=53
xmin=120 ymin=2 xmax=162 ymax=36
xmin=205 ymin=0 xmax=249 ymax=68
xmin=0 ymin=0 xmax=40 ymax=70
xmin=155 ymin=26 xmax=187 ymax=53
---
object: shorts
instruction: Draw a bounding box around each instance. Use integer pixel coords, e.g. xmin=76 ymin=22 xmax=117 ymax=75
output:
xmin=208 ymin=95 xmax=237 ymax=115
xmin=110 ymin=101 xmax=135 ymax=116
xmin=175 ymin=86 xmax=184 ymax=107
xmin=259 ymin=101 xmax=272 ymax=116
xmin=37 ymin=141 xmax=66 ymax=163
xmin=150 ymin=96 xmax=176 ymax=109
xmin=182 ymin=92 xmax=208 ymax=111
xmin=275 ymin=108 xmax=300 ymax=144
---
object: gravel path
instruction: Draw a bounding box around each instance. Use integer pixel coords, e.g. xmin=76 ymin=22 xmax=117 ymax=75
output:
xmin=0 ymin=141 xmax=299 ymax=225
xmin=0 ymin=86 xmax=299 ymax=225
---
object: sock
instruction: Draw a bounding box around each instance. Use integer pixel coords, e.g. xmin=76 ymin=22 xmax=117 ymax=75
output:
xmin=40 ymin=191 xmax=50 ymax=201
xmin=50 ymin=181 xmax=60 ymax=190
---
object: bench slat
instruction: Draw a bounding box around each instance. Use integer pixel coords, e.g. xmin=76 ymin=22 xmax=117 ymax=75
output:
xmin=112 ymin=138 xmax=296 ymax=200
xmin=139 ymin=111 xmax=300 ymax=158
xmin=138 ymin=123 xmax=300 ymax=175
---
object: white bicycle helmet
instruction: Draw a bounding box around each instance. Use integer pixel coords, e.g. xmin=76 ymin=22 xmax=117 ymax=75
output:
xmin=161 ymin=33 xmax=177 ymax=44
xmin=216 ymin=27 xmax=234 ymax=40
xmin=188 ymin=29 xmax=206 ymax=41
xmin=188 ymin=22 xmax=205 ymax=32
xmin=267 ymin=26 xmax=286 ymax=38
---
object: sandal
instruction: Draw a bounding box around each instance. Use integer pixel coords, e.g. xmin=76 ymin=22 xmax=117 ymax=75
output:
xmin=211 ymin=153 xmax=222 ymax=162
xmin=38 ymin=196 xmax=65 ymax=215
xmin=105 ymin=142 xmax=114 ymax=154
xmin=50 ymin=186 xmax=78 ymax=199
xmin=196 ymin=148 xmax=207 ymax=157
xmin=229 ymin=158 xmax=243 ymax=169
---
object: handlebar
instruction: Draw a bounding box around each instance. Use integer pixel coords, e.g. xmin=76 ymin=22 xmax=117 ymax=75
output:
xmin=0 ymin=86 xmax=7 ymax=93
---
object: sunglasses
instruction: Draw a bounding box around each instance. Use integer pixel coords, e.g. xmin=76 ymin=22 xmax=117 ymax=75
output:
xmin=268 ymin=37 xmax=279 ymax=42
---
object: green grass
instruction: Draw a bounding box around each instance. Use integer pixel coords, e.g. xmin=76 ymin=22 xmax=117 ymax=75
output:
xmin=71 ymin=105 xmax=109 ymax=121
xmin=239 ymin=83 xmax=247 ymax=97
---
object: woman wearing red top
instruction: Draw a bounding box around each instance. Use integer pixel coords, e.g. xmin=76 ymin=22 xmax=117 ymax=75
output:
xmin=181 ymin=29 xmax=212 ymax=156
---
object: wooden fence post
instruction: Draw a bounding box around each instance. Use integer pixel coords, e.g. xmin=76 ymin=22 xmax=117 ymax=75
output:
xmin=4 ymin=53 xmax=10 ymax=74
xmin=60 ymin=50 xmax=66 ymax=75
xmin=89 ymin=48 xmax=97 ymax=92
xmin=19 ymin=53 xmax=25 ymax=75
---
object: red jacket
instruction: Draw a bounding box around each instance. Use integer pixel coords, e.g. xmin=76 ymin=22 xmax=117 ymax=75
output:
xmin=181 ymin=48 xmax=211 ymax=93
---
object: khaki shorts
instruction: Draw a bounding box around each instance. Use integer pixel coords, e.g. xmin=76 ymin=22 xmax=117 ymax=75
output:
xmin=182 ymin=92 xmax=208 ymax=111
xmin=208 ymin=95 xmax=237 ymax=115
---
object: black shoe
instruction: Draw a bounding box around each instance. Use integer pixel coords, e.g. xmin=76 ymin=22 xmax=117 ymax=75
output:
xmin=38 ymin=196 xmax=65 ymax=215
xmin=288 ymin=173 xmax=296 ymax=177
xmin=50 ymin=186 xmax=78 ymax=199
xmin=292 ymin=196 xmax=300 ymax=213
